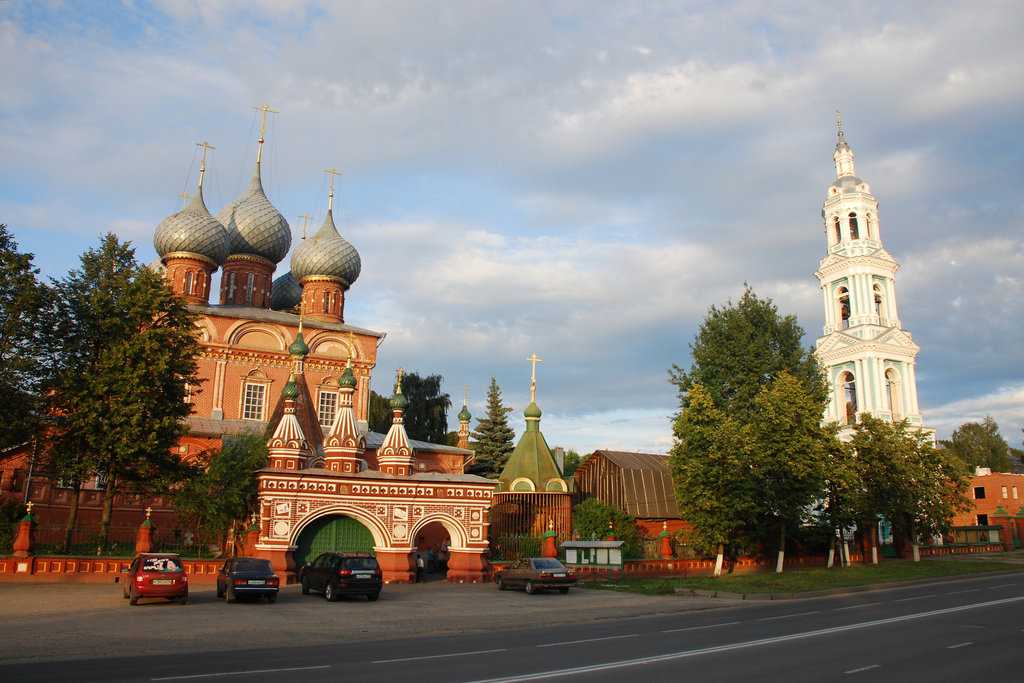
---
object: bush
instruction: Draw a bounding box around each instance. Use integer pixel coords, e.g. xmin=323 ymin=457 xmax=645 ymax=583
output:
xmin=573 ymin=498 xmax=644 ymax=559
xmin=0 ymin=500 xmax=23 ymax=554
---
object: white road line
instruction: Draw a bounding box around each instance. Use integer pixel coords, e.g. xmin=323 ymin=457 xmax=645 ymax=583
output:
xmin=662 ymin=621 xmax=742 ymax=633
xmin=537 ymin=634 xmax=639 ymax=648
xmin=987 ymin=583 xmax=1017 ymax=589
xmin=947 ymin=642 xmax=973 ymax=649
xmin=947 ymin=588 xmax=982 ymax=595
xmin=756 ymin=610 xmax=820 ymax=622
xmin=893 ymin=594 xmax=936 ymax=602
xmin=374 ymin=648 xmax=507 ymax=664
xmin=152 ymin=665 xmax=331 ymax=681
xmin=460 ymin=595 xmax=1024 ymax=683
xmin=843 ymin=664 xmax=880 ymax=674
xmin=834 ymin=602 xmax=882 ymax=611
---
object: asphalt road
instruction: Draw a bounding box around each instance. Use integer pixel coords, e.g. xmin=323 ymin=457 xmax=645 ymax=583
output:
xmin=2 ymin=571 xmax=1022 ymax=682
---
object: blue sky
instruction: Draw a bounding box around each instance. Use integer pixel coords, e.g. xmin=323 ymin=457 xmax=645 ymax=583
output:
xmin=2 ymin=0 xmax=1022 ymax=453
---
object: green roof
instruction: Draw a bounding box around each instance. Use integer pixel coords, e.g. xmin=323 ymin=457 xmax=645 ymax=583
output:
xmin=458 ymin=405 xmax=472 ymax=422
xmin=497 ymin=410 xmax=567 ymax=493
xmin=288 ymin=330 xmax=309 ymax=357
xmin=338 ymin=364 xmax=357 ymax=389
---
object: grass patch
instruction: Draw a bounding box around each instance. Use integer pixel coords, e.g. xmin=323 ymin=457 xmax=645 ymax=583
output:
xmin=583 ymin=559 xmax=1018 ymax=596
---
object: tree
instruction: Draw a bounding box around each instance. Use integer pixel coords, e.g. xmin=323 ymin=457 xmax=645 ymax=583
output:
xmin=47 ymin=234 xmax=201 ymax=550
xmin=561 ymin=450 xmax=587 ymax=478
xmin=746 ymin=372 xmax=830 ymax=572
xmin=815 ymin=425 xmax=859 ymax=567
xmin=468 ymin=377 xmax=515 ymax=477
xmin=940 ymin=417 xmax=1013 ymax=472
xmin=572 ymin=497 xmax=643 ymax=559
xmin=368 ymin=371 xmax=451 ymax=443
xmin=174 ymin=432 xmax=268 ymax=554
xmin=669 ymin=286 xmax=826 ymax=420
xmin=669 ymin=384 xmax=759 ymax=574
xmin=0 ymin=225 xmax=51 ymax=450
xmin=850 ymin=416 xmax=971 ymax=560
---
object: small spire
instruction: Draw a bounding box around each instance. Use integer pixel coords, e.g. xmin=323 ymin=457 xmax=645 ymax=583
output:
xmin=835 ymin=110 xmax=845 ymax=144
xmin=390 ymin=367 xmax=408 ymax=411
xmin=253 ymin=103 xmax=279 ymax=167
xmin=395 ymin=367 xmax=404 ymax=394
xmin=196 ymin=141 xmax=215 ymax=190
xmin=527 ymin=352 xmax=543 ymax=404
xmin=324 ymin=168 xmax=342 ymax=212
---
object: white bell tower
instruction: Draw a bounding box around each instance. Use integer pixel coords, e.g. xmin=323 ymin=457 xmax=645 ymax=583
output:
xmin=814 ymin=114 xmax=926 ymax=434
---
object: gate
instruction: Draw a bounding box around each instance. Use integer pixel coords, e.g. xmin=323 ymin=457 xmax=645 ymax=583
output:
xmin=293 ymin=516 xmax=375 ymax=568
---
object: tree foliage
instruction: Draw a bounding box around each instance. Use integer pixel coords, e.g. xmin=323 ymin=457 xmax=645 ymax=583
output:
xmin=0 ymin=225 xmax=51 ymax=450
xmin=468 ymin=377 xmax=515 ymax=477
xmin=572 ymin=497 xmax=643 ymax=559
xmin=940 ymin=417 xmax=1014 ymax=472
xmin=368 ymin=371 xmax=451 ymax=443
xmin=561 ymin=450 xmax=586 ymax=479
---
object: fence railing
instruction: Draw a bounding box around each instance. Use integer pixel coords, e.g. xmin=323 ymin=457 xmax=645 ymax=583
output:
xmin=26 ymin=525 xmax=219 ymax=559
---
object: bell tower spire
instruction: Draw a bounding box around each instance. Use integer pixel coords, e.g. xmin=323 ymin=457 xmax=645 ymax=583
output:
xmin=833 ymin=110 xmax=856 ymax=179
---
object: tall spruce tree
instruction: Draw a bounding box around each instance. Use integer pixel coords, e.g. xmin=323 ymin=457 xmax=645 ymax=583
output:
xmin=48 ymin=234 xmax=200 ymax=550
xmin=0 ymin=224 xmax=51 ymax=450
xmin=469 ymin=377 xmax=515 ymax=477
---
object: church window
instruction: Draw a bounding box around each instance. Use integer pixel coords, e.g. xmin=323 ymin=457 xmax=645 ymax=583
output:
xmin=1002 ymin=486 xmax=1008 ymax=499
xmin=322 ymin=291 xmax=330 ymax=314
xmin=885 ymin=368 xmax=901 ymax=419
xmin=977 ymin=514 xmax=988 ymax=526
xmin=318 ymin=390 xmax=338 ymax=427
xmin=837 ymin=287 xmax=851 ymax=329
xmin=242 ymin=382 xmax=266 ymax=421
xmin=184 ymin=271 xmax=194 ymax=295
xmin=840 ymin=371 xmax=857 ymax=424
xmin=833 ymin=216 xmax=841 ymax=243
xmin=974 ymin=487 xmax=986 ymax=500
xmin=1013 ymin=486 xmax=1018 ymax=500
xmin=873 ymin=284 xmax=885 ymax=318
xmin=227 ymin=272 xmax=237 ymax=302
xmin=245 ymin=273 xmax=255 ymax=306
xmin=849 ymin=213 xmax=859 ymax=240
xmin=184 ymin=382 xmax=192 ymax=404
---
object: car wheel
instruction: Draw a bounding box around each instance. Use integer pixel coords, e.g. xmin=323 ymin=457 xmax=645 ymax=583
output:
xmin=497 ymin=577 xmax=506 ymax=591
xmin=216 ymin=583 xmax=224 ymax=599
xmin=525 ymin=581 xmax=536 ymax=595
xmin=179 ymin=594 xmax=189 ymax=605
xmin=226 ymin=587 xmax=236 ymax=604
xmin=366 ymin=592 xmax=380 ymax=602
xmin=559 ymin=588 xmax=569 ymax=594
xmin=301 ymin=578 xmax=311 ymax=595
xmin=266 ymin=593 xmax=277 ymax=604
xmin=129 ymin=589 xmax=139 ymax=606
xmin=324 ymin=582 xmax=338 ymax=602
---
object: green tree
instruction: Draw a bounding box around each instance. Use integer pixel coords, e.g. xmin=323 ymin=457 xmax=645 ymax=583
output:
xmin=468 ymin=377 xmax=515 ymax=477
xmin=850 ymin=416 xmax=971 ymax=559
xmin=561 ymin=450 xmax=587 ymax=478
xmin=815 ymin=425 xmax=860 ymax=567
xmin=368 ymin=371 xmax=451 ymax=443
xmin=572 ymin=497 xmax=643 ymax=559
xmin=940 ymin=417 xmax=1013 ymax=472
xmin=746 ymin=372 xmax=830 ymax=572
xmin=174 ymin=432 xmax=268 ymax=554
xmin=669 ymin=286 xmax=825 ymax=420
xmin=669 ymin=384 xmax=759 ymax=574
xmin=0 ymin=225 xmax=51 ymax=450
xmin=47 ymin=234 xmax=201 ymax=550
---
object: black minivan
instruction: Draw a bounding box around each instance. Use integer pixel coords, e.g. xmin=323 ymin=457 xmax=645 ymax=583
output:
xmin=299 ymin=552 xmax=382 ymax=602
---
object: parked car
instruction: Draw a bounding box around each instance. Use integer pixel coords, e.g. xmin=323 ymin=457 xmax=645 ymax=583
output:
xmin=122 ymin=553 xmax=188 ymax=605
xmin=216 ymin=557 xmax=280 ymax=603
xmin=299 ymin=552 xmax=382 ymax=602
xmin=496 ymin=557 xmax=577 ymax=594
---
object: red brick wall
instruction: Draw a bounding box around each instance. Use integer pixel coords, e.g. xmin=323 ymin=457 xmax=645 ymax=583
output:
xmin=953 ymin=472 xmax=1024 ymax=526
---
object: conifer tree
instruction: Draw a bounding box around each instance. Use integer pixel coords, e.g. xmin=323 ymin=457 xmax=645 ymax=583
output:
xmin=469 ymin=377 xmax=515 ymax=477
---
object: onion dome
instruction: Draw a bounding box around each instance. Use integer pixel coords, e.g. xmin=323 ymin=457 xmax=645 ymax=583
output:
xmin=290 ymin=210 xmax=361 ymax=286
xmin=218 ymin=172 xmax=292 ymax=264
xmin=154 ymin=189 xmax=229 ymax=265
xmin=270 ymin=271 xmax=301 ymax=310
xmin=524 ymin=401 xmax=542 ymax=419
xmin=339 ymin=363 xmax=358 ymax=389
xmin=282 ymin=374 xmax=299 ymax=400
xmin=458 ymin=404 xmax=472 ymax=422
xmin=288 ymin=326 xmax=309 ymax=358
xmin=390 ymin=376 xmax=408 ymax=411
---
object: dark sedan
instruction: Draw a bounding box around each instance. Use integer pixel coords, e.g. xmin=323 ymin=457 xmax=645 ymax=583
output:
xmin=216 ymin=557 xmax=280 ymax=603
xmin=496 ymin=558 xmax=577 ymax=594
xmin=299 ymin=552 xmax=382 ymax=602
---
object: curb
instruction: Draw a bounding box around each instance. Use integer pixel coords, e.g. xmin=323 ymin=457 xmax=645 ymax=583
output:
xmin=673 ymin=568 xmax=1024 ymax=601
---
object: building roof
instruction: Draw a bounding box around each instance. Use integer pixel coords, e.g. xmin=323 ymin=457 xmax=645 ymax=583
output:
xmin=579 ymin=450 xmax=681 ymax=519
xmin=188 ymin=303 xmax=385 ymax=338
xmin=497 ymin=424 xmax=567 ymax=493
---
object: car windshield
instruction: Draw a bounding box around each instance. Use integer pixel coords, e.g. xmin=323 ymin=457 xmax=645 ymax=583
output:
xmin=234 ymin=559 xmax=272 ymax=572
xmin=142 ymin=557 xmax=183 ymax=573
xmin=531 ymin=559 xmax=565 ymax=570
xmin=344 ymin=558 xmax=378 ymax=571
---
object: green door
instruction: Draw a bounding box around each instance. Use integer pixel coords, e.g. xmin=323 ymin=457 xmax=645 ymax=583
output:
xmin=293 ymin=516 xmax=375 ymax=568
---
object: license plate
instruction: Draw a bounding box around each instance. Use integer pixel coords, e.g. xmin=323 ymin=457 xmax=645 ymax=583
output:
xmin=247 ymin=580 xmax=266 ymax=585
xmin=152 ymin=579 xmax=173 ymax=585
xmin=554 ymin=573 xmax=566 ymax=578
xmin=355 ymin=572 xmax=372 ymax=579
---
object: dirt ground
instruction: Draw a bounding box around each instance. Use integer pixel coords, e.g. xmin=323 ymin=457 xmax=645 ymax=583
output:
xmin=0 ymin=579 xmax=727 ymax=665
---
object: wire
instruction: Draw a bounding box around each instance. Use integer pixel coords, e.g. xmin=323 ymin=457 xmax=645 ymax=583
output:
xmin=180 ymin=145 xmax=199 ymax=205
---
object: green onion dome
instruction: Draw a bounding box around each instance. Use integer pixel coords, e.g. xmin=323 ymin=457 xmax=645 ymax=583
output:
xmin=290 ymin=211 xmax=361 ymax=287
xmin=338 ymin=364 xmax=358 ymax=389
xmin=282 ymin=376 xmax=299 ymax=400
xmin=288 ymin=330 xmax=309 ymax=357
xmin=524 ymin=401 xmax=542 ymax=419
xmin=390 ymin=390 xmax=408 ymax=411
xmin=458 ymin=405 xmax=472 ymax=422
xmin=154 ymin=189 xmax=229 ymax=265
xmin=270 ymin=271 xmax=302 ymax=311
xmin=217 ymin=172 xmax=292 ymax=264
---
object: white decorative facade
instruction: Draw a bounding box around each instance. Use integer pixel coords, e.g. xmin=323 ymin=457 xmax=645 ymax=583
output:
xmin=814 ymin=118 xmax=925 ymax=434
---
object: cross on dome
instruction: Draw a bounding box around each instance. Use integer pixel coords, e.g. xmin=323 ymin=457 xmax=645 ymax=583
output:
xmin=527 ymin=352 xmax=543 ymax=403
xmin=324 ymin=167 xmax=342 ymax=211
xmin=253 ymin=103 xmax=278 ymax=165
xmin=145 ymin=506 xmax=153 ymax=519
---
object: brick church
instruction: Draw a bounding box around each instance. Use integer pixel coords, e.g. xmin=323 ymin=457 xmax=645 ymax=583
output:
xmin=0 ymin=113 xmax=494 ymax=583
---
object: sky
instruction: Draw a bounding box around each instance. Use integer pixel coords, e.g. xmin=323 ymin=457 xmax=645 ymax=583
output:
xmin=2 ymin=0 xmax=1022 ymax=454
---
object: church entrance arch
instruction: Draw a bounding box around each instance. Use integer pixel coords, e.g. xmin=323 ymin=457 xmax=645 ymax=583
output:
xmin=414 ymin=521 xmax=451 ymax=580
xmin=293 ymin=515 xmax=375 ymax=568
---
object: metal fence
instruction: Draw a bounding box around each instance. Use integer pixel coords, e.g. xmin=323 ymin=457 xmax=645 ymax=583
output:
xmin=26 ymin=525 xmax=219 ymax=558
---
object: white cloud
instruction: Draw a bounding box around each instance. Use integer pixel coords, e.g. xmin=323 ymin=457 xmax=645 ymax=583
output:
xmin=925 ymin=384 xmax=1024 ymax=442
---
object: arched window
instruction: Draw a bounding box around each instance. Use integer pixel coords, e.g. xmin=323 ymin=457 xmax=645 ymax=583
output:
xmin=322 ymin=291 xmax=330 ymax=313
xmin=227 ymin=272 xmax=237 ymax=302
xmin=840 ymin=371 xmax=857 ymax=424
xmin=245 ymin=272 xmax=255 ymax=306
xmin=837 ymin=287 xmax=851 ymax=329
xmin=833 ymin=216 xmax=841 ymax=243
xmin=885 ymin=368 xmax=902 ymax=420
xmin=873 ymin=284 xmax=885 ymax=319
xmin=848 ymin=213 xmax=859 ymax=240
xmin=184 ymin=271 xmax=194 ymax=295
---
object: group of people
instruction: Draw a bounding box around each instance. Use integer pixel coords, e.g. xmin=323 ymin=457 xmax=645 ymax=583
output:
xmin=414 ymin=544 xmax=449 ymax=582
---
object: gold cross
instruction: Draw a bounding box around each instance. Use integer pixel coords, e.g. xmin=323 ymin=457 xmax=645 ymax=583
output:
xmin=527 ymin=352 xmax=543 ymax=403
xmin=298 ymin=213 xmax=312 ymax=239
xmin=253 ymin=104 xmax=279 ymax=163
xmin=25 ymin=501 xmax=33 ymax=514
xmin=196 ymin=141 xmax=215 ymax=189
xmin=324 ymin=167 xmax=342 ymax=211
xmin=145 ymin=506 xmax=153 ymax=520
xmin=463 ymin=384 xmax=469 ymax=408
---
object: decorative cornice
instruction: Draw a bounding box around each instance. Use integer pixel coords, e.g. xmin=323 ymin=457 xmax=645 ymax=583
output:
xmin=225 ymin=253 xmax=275 ymax=268
xmin=299 ymin=274 xmax=347 ymax=286
xmin=162 ymin=251 xmax=218 ymax=268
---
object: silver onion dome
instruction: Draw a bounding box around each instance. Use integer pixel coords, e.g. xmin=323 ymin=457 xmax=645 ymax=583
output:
xmin=153 ymin=190 xmax=230 ymax=265
xmin=270 ymin=271 xmax=302 ymax=310
xmin=290 ymin=211 xmax=361 ymax=286
xmin=217 ymin=172 xmax=292 ymax=264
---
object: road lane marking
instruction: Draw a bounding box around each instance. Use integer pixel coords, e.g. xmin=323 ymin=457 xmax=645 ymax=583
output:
xmin=947 ymin=642 xmax=973 ymax=649
xmin=987 ymin=583 xmax=1017 ymax=589
xmin=461 ymin=595 xmax=1024 ymax=683
xmin=662 ymin=621 xmax=741 ymax=633
xmin=893 ymin=594 xmax=936 ymax=602
xmin=152 ymin=665 xmax=331 ymax=681
xmin=538 ymin=634 xmax=638 ymax=648
xmin=843 ymin=664 xmax=880 ymax=674
xmin=947 ymin=588 xmax=981 ymax=595
xmin=374 ymin=648 xmax=507 ymax=664
xmin=756 ymin=610 xmax=820 ymax=622
xmin=834 ymin=602 xmax=882 ymax=611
